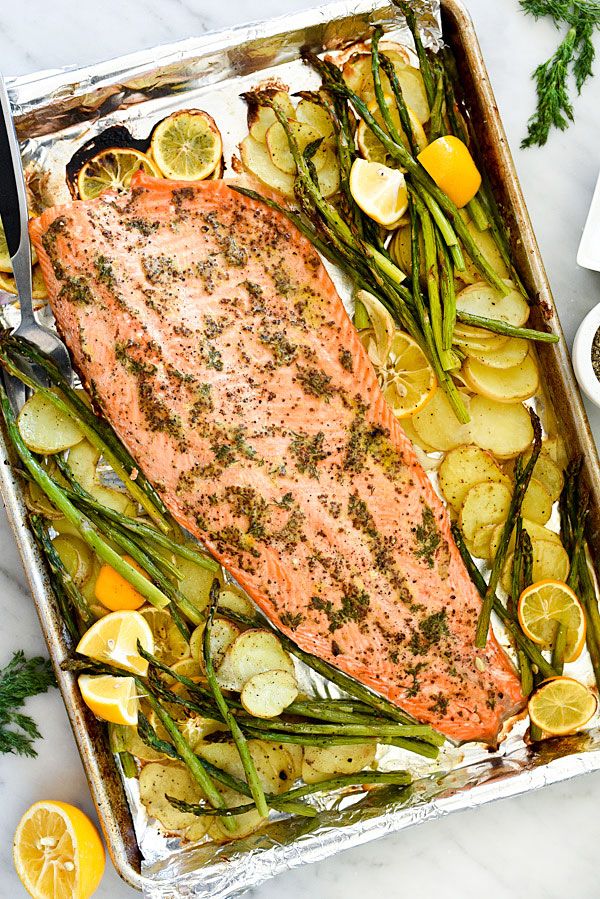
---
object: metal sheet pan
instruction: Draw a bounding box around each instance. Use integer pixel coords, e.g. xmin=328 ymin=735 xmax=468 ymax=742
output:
xmin=3 ymin=0 xmax=600 ymax=894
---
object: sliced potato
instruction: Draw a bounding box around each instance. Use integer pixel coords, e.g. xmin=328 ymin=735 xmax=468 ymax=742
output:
xmin=469 ymin=396 xmax=534 ymax=459
xmin=464 ymin=336 xmax=529 ymax=369
xmin=456 ymin=281 xmax=529 ymax=328
xmin=438 ymin=444 xmax=508 ymax=510
xmin=252 ymin=741 xmax=297 ymax=794
xmin=178 ymin=556 xmax=222 ymax=614
xmin=190 ymin=618 xmax=241 ymax=670
xmin=115 ymin=721 xmax=166 ymax=762
xmin=389 ymin=225 xmax=425 ymax=283
xmin=241 ymin=669 xmax=299 ymax=719
xmin=401 ymin=415 xmax=439 ymax=455
xmin=282 ymin=743 xmax=303 ymax=782
xmin=456 ymin=220 xmax=511 ymax=285
xmin=18 ymin=389 xmax=84 ymax=455
xmin=459 ymin=480 xmax=512 ymax=543
xmin=462 ymin=353 xmax=539 ymax=403
xmin=51 ymin=534 xmax=93 ymax=586
xmin=67 ymin=439 xmax=100 ymax=489
xmin=266 ymin=120 xmax=323 ymax=175
xmin=489 ymin=518 xmax=560 ymax=558
xmin=468 ymin=523 xmax=497 ymax=560
xmin=183 ymin=816 xmax=210 ymax=843
xmin=26 ymin=480 xmax=62 ymax=519
xmin=521 ymin=476 xmax=553 ymax=525
xmin=501 ymin=539 xmax=570 ymax=592
xmin=87 ymin=483 xmax=136 ymax=517
xmin=316 ymin=146 xmax=340 ymax=198
xmin=302 ymin=743 xmax=376 ymax=784
xmin=52 ymin=515 xmax=87 ymax=539
xmin=213 ymin=787 xmax=264 ymax=840
xmin=453 ymin=324 xmax=509 ymax=353
xmin=138 ymin=762 xmax=204 ymax=831
xmin=518 ymin=451 xmax=564 ymax=503
xmin=411 ymin=388 xmax=471 ymax=452
xmin=140 ymin=606 xmax=190 ymax=665
xmin=296 ymin=99 xmax=335 ymax=142
xmin=216 ymin=629 xmax=295 ymax=692
xmin=240 ymin=134 xmax=295 ymax=198
xmin=218 ymin=587 xmax=255 ymax=617
xmin=248 ymin=91 xmax=296 ymax=142
xmin=342 ymin=50 xmax=429 ymax=123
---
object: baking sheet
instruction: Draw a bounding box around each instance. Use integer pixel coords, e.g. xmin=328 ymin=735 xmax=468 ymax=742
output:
xmin=3 ymin=1 xmax=600 ymax=895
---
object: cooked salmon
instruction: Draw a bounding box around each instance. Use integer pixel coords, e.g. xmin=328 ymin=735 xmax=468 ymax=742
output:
xmin=30 ymin=173 xmax=523 ymax=743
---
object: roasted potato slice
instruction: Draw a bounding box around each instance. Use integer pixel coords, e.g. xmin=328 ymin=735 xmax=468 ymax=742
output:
xmin=411 ymin=388 xmax=471 ymax=452
xmin=438 ymin=444 xmax=508 ymax=510
xmin=489 ymin=518 xmax=561 ymax=558
xmin=302 ymin=743 xmax=376 ymax=784
xmin=241 ymin=669 xmax=299 ymax=719
xmin=247 ymin=91 xmax=296 ymax=142
xmin=177 ymin=556 xmax=222 ymax=614
xmin=87 ymin=483 xmax=136 ymax=517
xmin=456 ymin=281 xmax=529 ymax=328
xmin=456 ymin=221 xmax=511 ymax=285
xmin=266 ymin=120 xmax=323 ymax=174
xmin=459 ymin=480 xmax=512 ymax=544
xmin=464 ymin=336 xmax=529 ymax=369
xmin=515 ymin=450 xmax=564 ymax=503
xmin=138 ymin=762 xmax=204 ymax=832
xmin=217 ymin=587 xmax=255 ymax=617
xmin=316 ymin=146 xmax=340 ymax=198
xmin=521 ymin=476 xmax=553 ymax=525
xmin=462 ymin=353 xmax=539 ymax=403
xmin=216 ymin=629 xmax=295 ymax=692
xmin=239 ymin=135 xmax=295 ymax=198
xmin=51 ymin=534 xmax=93 ymax=586
xmin=18 ymin=389 xmax=84 ymax=455
xmin=296 ymin=99 xmax=335 ymax=142
xmin=67 ymin=439 xmax=101 ymax=489
xmin=190 ymin=618 xmax=240 ymax=670
xmin=469 ymin=396 xmax=534 ymax=459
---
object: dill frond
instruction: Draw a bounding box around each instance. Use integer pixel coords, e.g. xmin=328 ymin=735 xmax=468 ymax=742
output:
xmin=0 ymin=651 xmax=56 ymax=757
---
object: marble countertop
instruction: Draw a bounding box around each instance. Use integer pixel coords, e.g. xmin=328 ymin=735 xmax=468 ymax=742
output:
xmin=1 ymin=0 xmax=600 ymax=896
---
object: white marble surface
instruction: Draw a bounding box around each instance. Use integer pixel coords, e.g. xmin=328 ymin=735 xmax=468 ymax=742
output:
xmin=1 ymin=0 xmax=600 ymax=896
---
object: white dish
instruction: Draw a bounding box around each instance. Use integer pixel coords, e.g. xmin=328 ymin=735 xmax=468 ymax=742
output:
xmin=577 ymin=169 xmax=600 ymax=272
xmin=573 ymin=302 xmax=600 ymax=407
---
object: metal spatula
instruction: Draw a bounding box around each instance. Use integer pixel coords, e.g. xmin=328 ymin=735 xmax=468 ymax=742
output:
xmin=0 ymin=74 xmax=72 ymax=411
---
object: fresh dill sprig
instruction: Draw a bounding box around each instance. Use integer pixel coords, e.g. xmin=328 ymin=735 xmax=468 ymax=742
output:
xmin=520 ymin=0 xmax=600 ymax=147
xmin=0 ymin=651 xmax=56 ymax=757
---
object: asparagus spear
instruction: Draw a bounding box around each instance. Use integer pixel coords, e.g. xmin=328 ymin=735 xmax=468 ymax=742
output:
xmin=455 ymin=310 xmax=558 ymax=344
xmin=475 ymin=410 xmax=542 ymax=647
xmin=203 ymin=581 xmax=269 ymax=818
xmin=170 ymin=770 xmax=412 ymax=818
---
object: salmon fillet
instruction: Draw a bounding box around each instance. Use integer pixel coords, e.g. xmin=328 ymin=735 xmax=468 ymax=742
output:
xmin=30 ymin=173 xmax=523 ymax=743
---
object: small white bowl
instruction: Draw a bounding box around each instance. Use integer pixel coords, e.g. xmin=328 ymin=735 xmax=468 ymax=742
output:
xmin=572 ymin=302 xmax=600 ymax=407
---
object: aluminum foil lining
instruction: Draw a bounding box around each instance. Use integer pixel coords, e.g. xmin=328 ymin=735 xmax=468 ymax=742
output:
xmin=4 ymin=1 xmax=600 ymax=896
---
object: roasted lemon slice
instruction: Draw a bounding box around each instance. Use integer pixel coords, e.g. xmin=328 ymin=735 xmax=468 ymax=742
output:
xmin=140 ymin=606 xmax=190 ymax=666
xmin=150 ymin=110 xmax=223 ymax=181
xmin=350 ymin=158 xmax=408 ymax=228
xmin=13 ymin=800 xmax=105 ymax=899
xmin=518 ymin=579 xmax=586 ymax=662
xmin=77 ymin=148 xmax=161 ymax=199
xmin=528 ymin=677 xmax=597 ymax=736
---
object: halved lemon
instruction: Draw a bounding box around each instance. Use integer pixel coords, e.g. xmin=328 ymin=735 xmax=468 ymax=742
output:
xmin=150 ymin=110 xmax=223 ymax=181
xmin=77 ymin=148 xmax=161 ymax=200
xmin=518 ymin=579 xmax=586 ymax=663
xmin=528 ymin=677 xmax=597 ymax=736
xmin=140 ymin=605 xmax=190 ymax=666
xmin=417 ymin=135 xmax=481 ymax=209
xmin=349 ymin=158 xmax=408 ymax=228
xmin=79 ymin=673 xmax=138 ymax=726
xmin=13 ymin=800 xmax=105 ymax=899
xmin=94 ymin=555 xmax=148 ymax=612
xmin=76 ymin=609 xmax=153 ymax=675
xmin=357 ymin=96 xmax=427 ymax=166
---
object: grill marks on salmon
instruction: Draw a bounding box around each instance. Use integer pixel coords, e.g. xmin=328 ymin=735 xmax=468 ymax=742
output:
xmin=30 ymin=173 xmax=523 ymax=743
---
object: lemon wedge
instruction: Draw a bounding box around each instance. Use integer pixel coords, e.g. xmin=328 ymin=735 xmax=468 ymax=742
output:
xmin=13 ymin=800 xmax=105 ymax=899
xmin=150 ymin=109 xmax=222 ymax=181
xmin=79 ymin=674 xmax=139 ymax=726
xmin=349 ymin=158 xmax=408 ymax=228
xmin=76 ymin=609 xmax=153 ymax=675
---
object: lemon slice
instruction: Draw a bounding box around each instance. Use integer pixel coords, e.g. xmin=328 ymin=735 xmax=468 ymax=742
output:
xmin=79 ymin=673 xmax=139 ymax=726
xmin=13 ymin=800 xmax=105 ymax=899
xmin=150 ymin=110 xmax=223 ymax=181
xmin=76 ymin=609 xmax=153 ymax=675
xmin=349 ymin=158 xmax=408 ymax=228
xmin=77 ymin=148 xmax=161 ymax=200
xmin=528 ymin=677 xmax=597 ymax=736
xmin=518 ymin=579 xmax=586 ymax=662
xmin=140 ymin=606 xmax=190 ymax=666
xmin=357 ymin=97 xmax=427 ymax=166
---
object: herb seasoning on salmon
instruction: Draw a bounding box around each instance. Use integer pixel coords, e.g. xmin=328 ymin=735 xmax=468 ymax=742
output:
xmin=30 ymin=173 xmax=523 ymax=743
